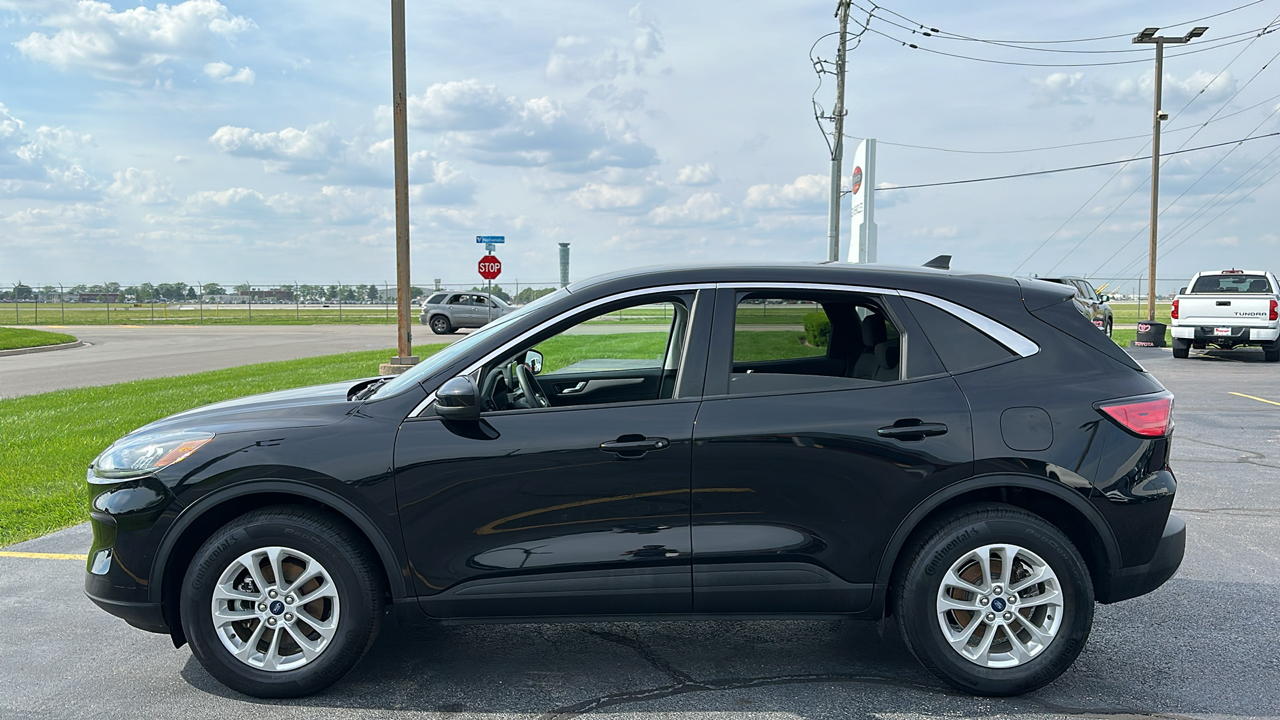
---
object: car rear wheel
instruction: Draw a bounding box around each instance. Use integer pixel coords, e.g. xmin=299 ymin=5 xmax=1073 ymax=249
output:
xmin=180 ymin=507 xmax=384 ymax=698
xmin=894 ymin=504 xmax=1093 ymax=696
xmin=1264 ymin=341 xmax=1280 ymax=362
xmin=1172 ymin=338 xmax=1190 ymax=358
xmin=429 ymin=315 xmax=453 ymax=335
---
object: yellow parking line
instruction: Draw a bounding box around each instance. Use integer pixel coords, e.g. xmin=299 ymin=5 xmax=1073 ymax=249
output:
xmin=1229 ymin=391 xmax=1280 ymax=407
xmin=0 ymin=551 xmax=87 ymax=561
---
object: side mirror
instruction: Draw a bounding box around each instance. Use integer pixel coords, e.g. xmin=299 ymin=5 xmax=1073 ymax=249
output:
xmin=435 ymin=375 xmax=482 ymax=421
xmin=524 ymin=349 xmax=544 ymax=375
xmin=1099 ymin=294 xmax=1110 ymax=303
xmin=1179 ymin=287 xmax=1188 ymax=294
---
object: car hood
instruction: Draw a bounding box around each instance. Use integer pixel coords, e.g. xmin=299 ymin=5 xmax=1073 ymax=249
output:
xmin=127 ymin=379 xmax=367 ymax=437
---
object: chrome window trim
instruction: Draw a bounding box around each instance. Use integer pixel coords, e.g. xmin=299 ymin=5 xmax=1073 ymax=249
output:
xmin=408 ymin=283 xmax=715 ymax=417
xmin=898 ymin=290 xmax=1040 ymax=358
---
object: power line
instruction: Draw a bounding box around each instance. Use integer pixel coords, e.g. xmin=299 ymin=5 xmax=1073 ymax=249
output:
xmin=870 ymin=0 xmax=1268 ymax=46
xmin=875 ymin=133 xmax=1280 ymax=191
xmin=858 ymin=22 xmax=1274 ymax=68
xmin=845 ymin=93 xmax=1280 ymax=154
xmin=1014 ymin=15 xmax=1280 ymax=274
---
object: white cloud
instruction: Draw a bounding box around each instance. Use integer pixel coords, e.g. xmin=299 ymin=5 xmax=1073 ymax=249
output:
xmin=1208 ymin=235 xmax=1239 ymax=247
xmin=203 ymin=60 xmax=254 ymax=84
xmin=106 ymin=167 xmax=173 ymax=204
xmin=14 ymin=0 xmax=255 ymax=83
xmin=1032 ymin=69 xmax=1237 ymax=109
xmin=648 ymin=192 xmax=732 ymax=226
xmin=0 ymin=102 xmax=98 ymax=199
xmin=568 ymin=181 xmax=660 ymax=212
xmin=406 ymin=79 xmax=515 ymax=131
xmin=674 ymin=163 xmax=718 ymax=186
xmin=209 ymin=123 xmax=342 ymax=175
xmin=743 ymin=174 xmax=826 ymax=211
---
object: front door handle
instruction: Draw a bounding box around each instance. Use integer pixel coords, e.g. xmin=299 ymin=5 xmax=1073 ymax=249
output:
xmin=600 ymin=435 xmax=670 ymax=458
xmin=877 ymin=422 xmax=948 ymax=441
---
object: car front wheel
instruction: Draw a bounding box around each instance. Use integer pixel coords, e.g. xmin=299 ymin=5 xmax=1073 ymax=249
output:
xmin=180 ymin=507 xmax=384 ymax=698
xmin=894 ymin=504 xmax=1093 ymax=696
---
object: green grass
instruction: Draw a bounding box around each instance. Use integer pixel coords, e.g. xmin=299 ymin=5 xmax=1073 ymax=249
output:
xmin=0 ymin=327 xmax=76 ymax=351
xmin=1109 ymin=302 xmax=1173 ymax=325
xmin=733 ymin=330 xmax=825 ymax=361
xmin=0 ymin=344 xmax=444 ymax=547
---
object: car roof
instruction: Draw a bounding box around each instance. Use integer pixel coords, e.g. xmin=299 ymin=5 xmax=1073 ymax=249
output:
xmin=562 ymin=261 xmax=1071 ymax=317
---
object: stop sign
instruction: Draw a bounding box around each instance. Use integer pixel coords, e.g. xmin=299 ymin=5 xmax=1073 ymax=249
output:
xmin=478 ymin=254 xmax=502 ymax=280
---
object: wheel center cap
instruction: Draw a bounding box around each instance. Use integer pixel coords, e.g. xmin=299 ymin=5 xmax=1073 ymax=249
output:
xmin=268 ymin=600 xmax=285 ymax=615
xmin=991 ymin=597 xmax=1007 ymax=612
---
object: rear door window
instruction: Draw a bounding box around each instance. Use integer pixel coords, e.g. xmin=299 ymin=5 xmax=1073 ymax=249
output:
xmin=1190 ymin=274 xmax=1272 ymax=293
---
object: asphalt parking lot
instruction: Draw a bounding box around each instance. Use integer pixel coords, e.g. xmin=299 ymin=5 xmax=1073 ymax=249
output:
xmin=2 ymin=344 xmax=1278 ymax=719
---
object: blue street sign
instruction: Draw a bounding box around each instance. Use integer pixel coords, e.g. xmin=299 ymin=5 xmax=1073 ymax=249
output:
xmin=476 ymin=235 xmax=505 ymax=243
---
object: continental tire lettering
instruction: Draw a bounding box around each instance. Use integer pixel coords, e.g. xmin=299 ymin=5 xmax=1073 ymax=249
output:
xmin=925 ymin=528 xmax=975 ymax=576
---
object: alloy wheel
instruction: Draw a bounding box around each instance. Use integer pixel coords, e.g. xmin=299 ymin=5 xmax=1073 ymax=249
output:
xmin=935 ymin=543 xmax=1063 ymax=668
xmin=211 ymin=546 xmax=341 ymax=672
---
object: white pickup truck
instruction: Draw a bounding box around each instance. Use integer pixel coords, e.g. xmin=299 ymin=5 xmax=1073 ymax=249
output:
xmin=1170 ymin=269 xmax=1280 ymax=361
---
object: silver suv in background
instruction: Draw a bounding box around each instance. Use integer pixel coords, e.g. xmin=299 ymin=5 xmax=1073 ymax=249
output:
xmin=419 ymin=292 xmax=513 ymax=334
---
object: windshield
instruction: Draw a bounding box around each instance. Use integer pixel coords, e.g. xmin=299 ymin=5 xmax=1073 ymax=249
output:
xmin=1189 ymin=274 xmax=1272 ymax=294
xmin=371 ymin=287 xmax=570 ymax=398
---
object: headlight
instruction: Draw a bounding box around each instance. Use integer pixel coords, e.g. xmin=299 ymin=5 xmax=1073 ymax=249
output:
xmin=92 ymin=431 xmax=214 ymax=480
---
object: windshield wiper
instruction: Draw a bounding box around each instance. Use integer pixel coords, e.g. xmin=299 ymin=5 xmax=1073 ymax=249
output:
xmin=348 ymin=377 xmax=392 ymax=401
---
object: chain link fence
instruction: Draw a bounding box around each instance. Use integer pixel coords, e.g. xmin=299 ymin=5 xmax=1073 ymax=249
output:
xmin=0 ymin=281 xmax=561 ymax=326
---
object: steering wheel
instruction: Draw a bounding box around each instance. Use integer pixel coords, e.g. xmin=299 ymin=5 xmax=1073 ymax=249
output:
xmin=514 ymin=362 xmax=550 ymax=409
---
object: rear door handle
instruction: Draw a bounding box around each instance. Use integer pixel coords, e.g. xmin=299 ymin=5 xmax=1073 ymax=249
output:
xmin=1216 ymin=300 xmax=1231 ymax=306
xmin=600 ymin=435 xmax=670 ymax=458
xmin=877 ymin=422 xmax=948 ymax=441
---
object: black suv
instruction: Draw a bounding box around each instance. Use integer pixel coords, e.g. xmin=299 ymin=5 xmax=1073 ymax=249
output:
xmin=85 ymin=263 xmax=1183 ymax=699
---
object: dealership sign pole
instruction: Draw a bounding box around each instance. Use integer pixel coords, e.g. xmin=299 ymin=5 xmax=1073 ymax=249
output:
xmin=848 ymin=138 xmax=877 ymax=263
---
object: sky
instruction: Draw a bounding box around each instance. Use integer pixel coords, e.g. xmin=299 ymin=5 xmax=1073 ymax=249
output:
xmin=1 ymin=0 xmax=1278 ymax=291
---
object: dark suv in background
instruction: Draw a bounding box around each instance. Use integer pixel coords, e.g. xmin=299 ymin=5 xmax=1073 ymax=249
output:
xmin=1038 ymin=276 xmax=1114 ymax=336
xmin=85 ymin=263 xmax=1182 ymax=699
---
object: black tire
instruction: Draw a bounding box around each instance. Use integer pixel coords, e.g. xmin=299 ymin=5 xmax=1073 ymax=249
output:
xmin=180 ymin=507 xmax=384 ymax=698
xmin=894 ymin=504 xmax=1094 ymax=696
xmin=1264 ymin=342 xmax=1280 ymax=362
xmin=1172 ymin=338 xmax=1190 ymax=359
xmin=1104 ymin=318 xmax=1113 ymax=338
xmin=429 ymin=315 xmax=453 ymax=335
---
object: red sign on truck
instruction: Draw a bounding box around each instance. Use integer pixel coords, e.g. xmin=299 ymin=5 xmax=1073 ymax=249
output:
xmin=478 ymin=255 xmax=502 ymax=280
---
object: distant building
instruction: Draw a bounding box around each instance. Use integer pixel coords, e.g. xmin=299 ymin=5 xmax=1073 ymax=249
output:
xmin=77 ymin=292 xmax=120 ymax=303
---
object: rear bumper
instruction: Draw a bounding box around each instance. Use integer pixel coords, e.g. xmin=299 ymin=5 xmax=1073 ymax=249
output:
xmin=1098 ymin=513 xmax=1185 ymax=604
xmin=1171 ymin=325 xmax=1278 ymax=343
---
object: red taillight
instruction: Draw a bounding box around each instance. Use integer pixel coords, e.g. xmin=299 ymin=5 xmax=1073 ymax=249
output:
xmin=1171 ymin=299 xmax=1179 ymax=320
xmin=1270 ymin=299 xmax=1277 ymax=321
xmin=1100 ymin=396 xmax=1173 ymax=437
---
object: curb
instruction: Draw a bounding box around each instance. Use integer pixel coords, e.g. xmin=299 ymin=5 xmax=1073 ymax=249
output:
xmin=0 ymin=340 xmax=85 ymax=358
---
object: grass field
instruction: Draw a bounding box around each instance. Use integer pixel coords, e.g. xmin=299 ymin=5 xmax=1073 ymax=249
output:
xmin=1109 ymin=302 xmax=1173 ymax=325
xmin=1 ymin=302 xmax=408 ymax=326
xmin=0 ymin=327 xmax=77 ymax=351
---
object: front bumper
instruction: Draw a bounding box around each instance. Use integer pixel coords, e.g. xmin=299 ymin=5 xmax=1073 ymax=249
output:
xmin=1171 ymin=325 xmax=1279 ymax=343
xmin=84 ymin=591 xmax=169 ymax=633
xmin=1098 ymin=513 xmax=1185 ymax=604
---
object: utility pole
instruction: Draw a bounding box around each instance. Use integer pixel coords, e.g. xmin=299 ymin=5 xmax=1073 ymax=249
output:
xmin=383 ymin=0 xmax=417 ymax=375
xmin=1133 ymin=25 xmax=1207 ymax=323
xmin=826 ymin=0 xmax=851 ymax=262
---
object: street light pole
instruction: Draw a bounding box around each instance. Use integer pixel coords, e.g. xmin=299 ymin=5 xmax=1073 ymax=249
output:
xmin=1133 ymin=25 xmax=1207 ymax=323
xmin=384 ymin=0 xmax=417 ymax=374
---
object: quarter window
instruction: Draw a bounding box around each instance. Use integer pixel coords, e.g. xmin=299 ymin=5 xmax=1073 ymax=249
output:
xmin=902 ymin=298 xmax=1013 ymax=374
